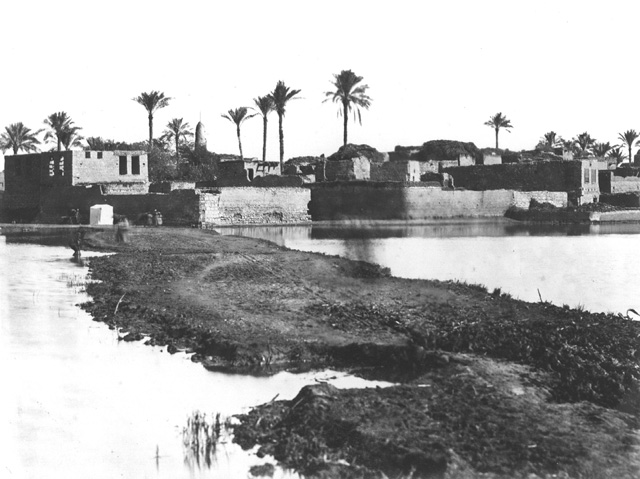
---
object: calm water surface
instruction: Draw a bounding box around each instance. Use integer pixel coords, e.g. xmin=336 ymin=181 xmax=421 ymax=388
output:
xmin=0 ymin=235 xmax=391 ymax=479
xmin=216 ymin=220 xmax=640 ymax=315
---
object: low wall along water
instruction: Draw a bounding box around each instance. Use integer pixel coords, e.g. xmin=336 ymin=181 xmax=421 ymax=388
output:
xmin=3 ymin=182 xmax=570 ymax=225
xmin=309 ymin=183 xmax=567 ymax=221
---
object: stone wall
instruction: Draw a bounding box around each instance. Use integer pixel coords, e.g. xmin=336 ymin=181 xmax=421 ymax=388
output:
xmin=607 ymin=175 xmax=640 ymax=194
xmin=512 ymin=191 xmax=568 ymax=208
xmin=149 ymin=181 xmax=197 ymax=193
xmin=213 ymin=187 xmax=310 ymax=225
xmin=443 ymin=160 xmax=600 ymax=205
xmin=600 ymin=192 xmax=640 ymax=208
xmin=101 ymin=182 xmax=150 ymax=195
xmin=309 ymin=182 xmax=568 ymax=221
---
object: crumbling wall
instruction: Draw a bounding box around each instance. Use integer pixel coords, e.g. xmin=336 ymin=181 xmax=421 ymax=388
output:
xmin=309 ymin=182 xmax=568 ymax=220
xmin=214 ymin=187 xmax=310 ymax=225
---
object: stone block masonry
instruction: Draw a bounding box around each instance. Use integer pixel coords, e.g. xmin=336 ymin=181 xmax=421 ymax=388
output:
xmin=212 ymin=187 xmax=311 ymax=225
xmin=309 ymin=182 xmax=568 ymax=221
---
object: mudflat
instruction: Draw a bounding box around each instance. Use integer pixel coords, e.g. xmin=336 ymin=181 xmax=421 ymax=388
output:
xmin=68 ymin=226 xmax=640 ymax=478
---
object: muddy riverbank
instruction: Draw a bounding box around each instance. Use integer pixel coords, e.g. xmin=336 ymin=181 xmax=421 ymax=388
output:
xmin=7 ymin=225 xmax=639 ymax=478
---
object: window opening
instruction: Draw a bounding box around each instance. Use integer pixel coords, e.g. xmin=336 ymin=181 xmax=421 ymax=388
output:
xmin=119 ymin=156 xmax=128 ymax=175
xmin=131 ymin=155 xmax=140 ymax=175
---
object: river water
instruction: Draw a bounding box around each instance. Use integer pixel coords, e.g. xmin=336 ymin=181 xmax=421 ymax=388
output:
xmin=3 ymin=221 xmax=639 ymax=478
xmin=0 ymin=233 xmax=391 ymax=479
xmin=216 ymin=220 xmax=640 ymax=315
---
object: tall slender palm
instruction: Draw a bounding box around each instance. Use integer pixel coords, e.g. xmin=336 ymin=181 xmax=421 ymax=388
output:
xmin=253 ymin=95 xmax=275 ymax=162
xmin=484 ymin=112 xmax=513 ymax=149
xmin=221 ymin=107 xmax=256 ymax=160
xmin=0 ymin=122 xmax=42 ymax=154
xmin=133 ymin=91 xmax=171 ymax=150
xmin=269 ymin=81 xmax=301 ymax=173
xmin=618 ymin=130 xmax=639 ymax=166
xmin=44 ymin=112 xmax=79 ymax=152
xmin=162 ymin=118 xmax=193 ymax=164
xmin=324 ymin=69 xmax=372 ymax=146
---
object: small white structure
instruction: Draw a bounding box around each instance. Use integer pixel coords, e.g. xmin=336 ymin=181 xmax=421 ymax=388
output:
xmin=90 ymin=204 xmax=113 ymax=225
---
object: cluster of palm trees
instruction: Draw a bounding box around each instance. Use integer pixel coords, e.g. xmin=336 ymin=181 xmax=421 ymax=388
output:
xmin=486 ymin=111 xmax=638 ymax=165
xmin=535 ymin=129 xmax=638 ymax=164
xmin=220 ymin=71 xmax=370 ymax=173
xmin=5 ymin=81 xmax=640 ymax=170
xmin=0 ymin=112 xmax=82 ymax=155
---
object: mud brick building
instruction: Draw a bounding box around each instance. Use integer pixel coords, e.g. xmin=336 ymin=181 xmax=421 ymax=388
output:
xmin=3 ymin=150 xmax=148 ymax=219
xmin=442 ymin=159 xmax=602 ymax=206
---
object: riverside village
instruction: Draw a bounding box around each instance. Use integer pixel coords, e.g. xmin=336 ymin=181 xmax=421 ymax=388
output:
xmin=3 ymin=83 xmax=640 ymax=479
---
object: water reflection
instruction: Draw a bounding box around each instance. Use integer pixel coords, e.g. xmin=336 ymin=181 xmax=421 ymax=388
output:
xmin=182 ymin=411 xmax=222 ymax=471
xmin=217 ymin=221 xmax=640 ymax=315
xmin=0 ymin=238 xmax=393 ymax=479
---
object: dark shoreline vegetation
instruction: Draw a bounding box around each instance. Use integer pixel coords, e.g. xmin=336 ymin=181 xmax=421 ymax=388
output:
xmin=4 ymin=225 xmax=640 ymax=478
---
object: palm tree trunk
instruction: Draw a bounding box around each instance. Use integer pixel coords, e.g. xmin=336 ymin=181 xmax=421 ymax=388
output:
xmin=495 ymin=128 xmax=499 ymax=149
xmin=278 ymin=113 xmax=284 ymax=175
xmin=12 ymin=145 xmax=18 ymax=155
xmin=175 ymin=135 xmax=180 ymax=165
xmin=148 ymin=113 xmax=153 ymax=151
xmin=237 ymin=125 xmax=243 ymax=160
xmin=629 ymin=144 xmax=632 ymax=166
xmin=57 ymin=137 xmax=61 ymax=152
xmin=262 ymin=116 xmax=268 ymax=163
xmin=343 ymin=101 xmax=348 ymax=146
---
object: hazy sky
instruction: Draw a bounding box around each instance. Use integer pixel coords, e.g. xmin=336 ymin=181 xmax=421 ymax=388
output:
xmin=1 ymin=1 xmax=639 ymax=170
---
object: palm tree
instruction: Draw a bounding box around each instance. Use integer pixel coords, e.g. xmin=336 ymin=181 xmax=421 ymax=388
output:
xmin=221 ymin=107 xmax=256 ymax=160
xmin=574 ymin=132 xmax=596 ymax=156
xmin=162 ymin=118 xmax=193 ymax=164
xmin=44 ymin=112 xmax=80 ymax=152
xmin=484 ymin=112 xmax=513 ymax=149
xmin=607 ymin=146 xmax=626 ymax=165
xmin=618 ymin=130 xmax=639 ymax=166
xmin=592 ymin=142 xmax=612 ymax=158
xmin=324 ymin=69 xmax=372 ymax=146
xmin=269 ymin=81 xmax=301 ymax=173
xmin=253 ymin=95 xmax=275 ymax=162
xmin=133 ymin=91 xmax=171 ymax=150
xmin=538 ymin=131 xmax=562 ymax=150
xmin=0 ymin=122 xmax=42 ymax=154
xmin=59 ymin=128 xmax=84 ymax=150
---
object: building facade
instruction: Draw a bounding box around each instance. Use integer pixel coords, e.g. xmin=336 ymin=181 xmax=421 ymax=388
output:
xmin=3 ymin=150 xmax=148 ymax=217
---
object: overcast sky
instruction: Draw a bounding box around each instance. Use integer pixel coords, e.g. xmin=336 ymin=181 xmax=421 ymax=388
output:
xmin=1 ymin=1 xmax=639 ymax=170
